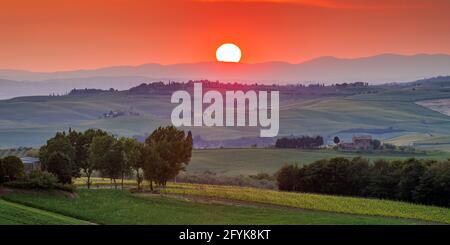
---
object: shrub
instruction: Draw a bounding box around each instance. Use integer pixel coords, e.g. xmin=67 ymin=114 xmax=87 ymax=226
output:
xmin=0 ymin=156 xmax=24 ymax=182
xmin=4 ymin=170 xmax=75 ymax=192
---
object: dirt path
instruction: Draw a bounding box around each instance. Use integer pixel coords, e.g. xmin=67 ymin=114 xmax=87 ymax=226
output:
xmin=141 ymin=192 xmax=314 ymax=212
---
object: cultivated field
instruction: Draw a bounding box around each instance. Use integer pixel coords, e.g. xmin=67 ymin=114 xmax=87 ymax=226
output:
xmin=188 ymin=148 xmax=450 ymax=175
xmin=160 ymin=183 xmax=450 ymax=224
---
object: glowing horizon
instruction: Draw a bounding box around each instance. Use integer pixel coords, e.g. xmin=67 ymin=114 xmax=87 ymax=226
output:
xmin=1 ymin=0 xmax=450 ymax=71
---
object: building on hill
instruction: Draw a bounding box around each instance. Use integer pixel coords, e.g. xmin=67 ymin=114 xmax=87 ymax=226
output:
xmin=352 ymin=135 xmax=372 ymax=149
xmin=339 ymin=135 xmax=372 ymax=151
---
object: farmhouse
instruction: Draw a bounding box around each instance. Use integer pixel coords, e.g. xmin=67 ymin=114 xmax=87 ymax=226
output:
xmin=339 ymin=135 xmax=372 ymax=151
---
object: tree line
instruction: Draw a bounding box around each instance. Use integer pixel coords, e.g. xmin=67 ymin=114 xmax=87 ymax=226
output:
xmin=277 ymin=157 xmax=450 ymax=207
xmin=275 ymin=136 xmax=324 ymax=149
xmin=38 ymin=126 xmax=192 ymax=190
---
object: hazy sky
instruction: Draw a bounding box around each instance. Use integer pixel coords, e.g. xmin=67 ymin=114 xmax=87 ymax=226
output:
xmin=1 ymin=0 xmax=450 ymax=71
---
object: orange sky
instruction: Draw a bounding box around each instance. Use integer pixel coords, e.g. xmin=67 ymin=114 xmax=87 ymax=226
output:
xmin=1 ymin=0 xmax=450 ymax=71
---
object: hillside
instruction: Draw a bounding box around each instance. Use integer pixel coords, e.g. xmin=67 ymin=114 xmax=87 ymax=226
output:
xmin=1 ymin=188 xmax=444 ymax=225
xmin=0 ymin=199 xmax=89 ymax=225
xmin=0 ymin=77 xmax=450 ymax=148
xmin=1 ymin=78 xmax=450 ymax=148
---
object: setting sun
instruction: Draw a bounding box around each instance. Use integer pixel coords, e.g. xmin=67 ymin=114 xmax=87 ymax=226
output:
xmin=216 ymin=43 xmax=242 ymax=63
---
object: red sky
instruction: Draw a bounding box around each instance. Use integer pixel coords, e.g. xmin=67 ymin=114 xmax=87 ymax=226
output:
xmin=1 ymin=0 xmax=450 ymax=71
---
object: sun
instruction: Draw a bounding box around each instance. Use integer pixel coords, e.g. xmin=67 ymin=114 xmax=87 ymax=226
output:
xmin=216 ymin=43 xmax=242 ymax=63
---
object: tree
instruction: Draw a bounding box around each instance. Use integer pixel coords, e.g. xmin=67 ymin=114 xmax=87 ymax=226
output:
xmin=347 ymin=157 xmax=371 ymax=196
xmin=396 ymin=158 xmax=426 ymax=201
xmin=141 ymin=144 xmax=162 ymax=191
xmin=70 ymin=129 xmax=108 ymax=188
xmin=0 ymin=158 xmax=4 ymax=183
xmin=414 ymin=161 xmax=450 ymax=207
xmin=89 ymin=135 xmax=117 ymax=187
xmin=39 ymin=132 xmax=77 ymax=177
xmin=276 ymin=164 xmax=299 ymax=191
xmin=121 ymin=137 xmax=144 ymax=190
xmin=323 ymin=158 xmax=354 ymax=194
xmin=364 ymin=159 xmax=402 ymax=199
xmin=274 ymin=157 xmax=450 ymax=207
xmin=384 ymin=143 xmax=396 ymax=151
xmin=372 ymin=139 xmax=381 ymax=150
xmin=144 ymin=126 xmax=193 ymax=188
xmin=296 ymin=158 xmax=355 ymax=195
xmin=333 ymin=136 xmax=340 ymax=145
xmin=187 ymin=131 xmax=193 ymax=148
xmin=105 ymin=141 xmax=126 ymax=189
xmin=275 ymin=136 xmax=324 ymax=149
xmin=1 ymin=156 xmax=24 ymax=182
xmin=46 ymin=152 xmax=72 ymax=184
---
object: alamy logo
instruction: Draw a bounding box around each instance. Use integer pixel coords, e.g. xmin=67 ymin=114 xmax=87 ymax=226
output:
xmin=171 ymin=83 xmax=280 ymax=137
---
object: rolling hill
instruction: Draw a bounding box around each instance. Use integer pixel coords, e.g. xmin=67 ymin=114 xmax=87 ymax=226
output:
xmin=1 ymin=77 xmax=450 ymax=148
xmin=2 ymin=188 xmax=446 ymax=224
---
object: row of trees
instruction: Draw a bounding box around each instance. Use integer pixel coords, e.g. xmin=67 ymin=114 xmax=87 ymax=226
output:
xmin=0 ymin=156 xmax=24 ymax=183
xmin=39 ymin=126 xmax=193 ymax=190
xmin=334 ymin=136 xmax=382 ymax=149
xmin=275 ymin=136 xmax=324 ymax=149
xmin=277 ymin=157 xmax=450 ymax=207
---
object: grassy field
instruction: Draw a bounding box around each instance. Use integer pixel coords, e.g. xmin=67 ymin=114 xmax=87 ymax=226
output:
xmin=188 ymin=148 xmax=450 ymax=175
xmin=278 ymin=97 xmax=450 ymax=136
xmin=0 ymin=199 xmax=89 ymax=225
xmin=384 ymin=133 xmax=435 ymax=146
xmin=1 ymin=189 xmax=435 ymax=225
xmin=161 ymin=183 xmax=450 ymax=224
xmin=74 ymin=179 xmax=450 ymax=224
xmin=384 ymin=133 xmax=450 ymax=151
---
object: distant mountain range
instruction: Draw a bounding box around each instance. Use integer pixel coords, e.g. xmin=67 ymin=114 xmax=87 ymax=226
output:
xmin=1 ymin=53 xmax=450 ymax=99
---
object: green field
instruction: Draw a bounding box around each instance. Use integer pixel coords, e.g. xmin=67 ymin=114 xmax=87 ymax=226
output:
xmin=0 ymin=199 xmax=89 ymax=225
xmin=384 ymin=133 xmax=450 ymax=151
xmin=1 ymin=189 xmax=437 ymax=225
xmin=384 ymin=133 xmax=435 ymax=146
xmin=188 ymin=148 xmax=450 ymax=175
